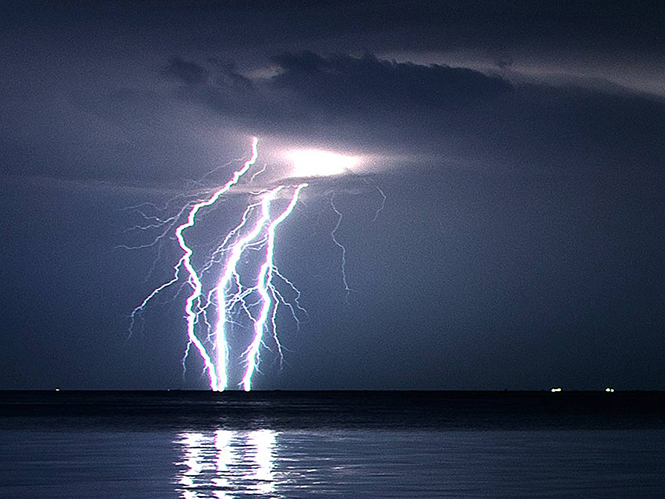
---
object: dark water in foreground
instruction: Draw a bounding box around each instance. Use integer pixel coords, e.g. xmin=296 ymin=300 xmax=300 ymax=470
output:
xmin=1 ymin=391 xmax=664 ymax=498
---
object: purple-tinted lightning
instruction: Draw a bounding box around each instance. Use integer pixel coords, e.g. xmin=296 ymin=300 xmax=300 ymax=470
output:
xmin=330 ymin=194 xmax=352 ymax=302
xmin=241 ymin=184 xmax=307 ymax=391
xmin=130 ymin=138 xmax=313 ymax=390
xmin=211 ymin=186 xmax=284 ymax=391
xmin=173 ymin=137 xmax=261 ymax=389
xmin=128 ymin=138 xmax=375 ymax=390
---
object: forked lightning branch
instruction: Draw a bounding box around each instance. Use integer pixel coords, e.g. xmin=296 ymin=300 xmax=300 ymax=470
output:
xmin=128 ymin=138 xmax=364 ymax=391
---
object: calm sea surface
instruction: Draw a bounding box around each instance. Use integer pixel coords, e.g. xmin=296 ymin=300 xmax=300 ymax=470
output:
xmin=1 ymin=391 xmax=664 ymax=498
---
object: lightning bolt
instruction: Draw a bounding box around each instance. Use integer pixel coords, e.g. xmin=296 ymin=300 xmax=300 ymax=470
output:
xmin=330 ymin=194 xmax=352 ymax=303
xmin=127 ymin=136 xmax=381 ymax=391
xmin=241 ymin=183 xmax=307 ymax=391
xmin=174 ymin=138 xmax=262 ymax=389
xmin=130 ymin=138 xmax=258 ymax=390
xmin=211 ymin=186 xmax=284 ymax=391
xmin=129 ymin=137 xmax=313 ymax=391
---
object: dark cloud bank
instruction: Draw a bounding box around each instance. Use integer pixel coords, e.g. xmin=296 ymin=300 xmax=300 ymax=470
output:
xmin=162 ymin=51 xmax=665 ymax=175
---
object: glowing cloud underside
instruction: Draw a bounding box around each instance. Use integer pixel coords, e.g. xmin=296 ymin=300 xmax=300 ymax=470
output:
xmin=132 ymin=138 xmax=309 ymax=391
xmin=288 ymin=149 xmax=359 ymax=177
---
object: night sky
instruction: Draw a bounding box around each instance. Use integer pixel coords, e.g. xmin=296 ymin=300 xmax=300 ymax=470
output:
xmin=2 ymin=1 xmax=665 ymax=390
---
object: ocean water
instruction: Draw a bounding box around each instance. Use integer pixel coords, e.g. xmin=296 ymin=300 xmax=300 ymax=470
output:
xmin=1 ymin=392 xmax=664 ymax=498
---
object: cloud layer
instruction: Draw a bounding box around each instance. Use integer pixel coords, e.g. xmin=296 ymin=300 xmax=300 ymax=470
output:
xmin=160 ymin=51 xmax=665 ymax=178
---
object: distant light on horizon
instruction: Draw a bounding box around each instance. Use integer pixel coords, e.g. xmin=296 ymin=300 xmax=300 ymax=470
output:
xmin=287 ymin=149 xmax=360 ymax=177
xmin=550 ymin=387 xmax=562 ymax=393
xmin=605 ymin=387 xmax=615 ymax=393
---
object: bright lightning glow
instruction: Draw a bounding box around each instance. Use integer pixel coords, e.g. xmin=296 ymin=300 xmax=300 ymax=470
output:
xmin=212 ymin=186 xmax=284 ymax=391
xmin=287 ymin=149 xmax=359 ymax=177
xmin=241 ymin=184 xmax=307 ymax=391
xmin=173 ymin=138 xmax=259 ymax=390
xmin=130 ymin=138 xmax=258 ymax=390
xmin=129 ymin=136 xmax=379 ymax=391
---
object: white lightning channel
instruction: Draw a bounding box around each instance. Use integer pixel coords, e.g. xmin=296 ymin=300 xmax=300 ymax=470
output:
xmin=128 ymin=137 xmax=377 ymax=391
xmin=330 ymin=194 xmax=352 ymax=303
xmin=211 ymin=186 xmax=284 ymax=391
xmin=132 ymin=137 xmax=259 ymax=390
xmin=241 ymin=183 xmax=308 ymax=391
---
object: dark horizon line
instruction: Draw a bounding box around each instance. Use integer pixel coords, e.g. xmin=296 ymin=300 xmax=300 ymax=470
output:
xmin=2 ymin=388 xmax=663 ymax=394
